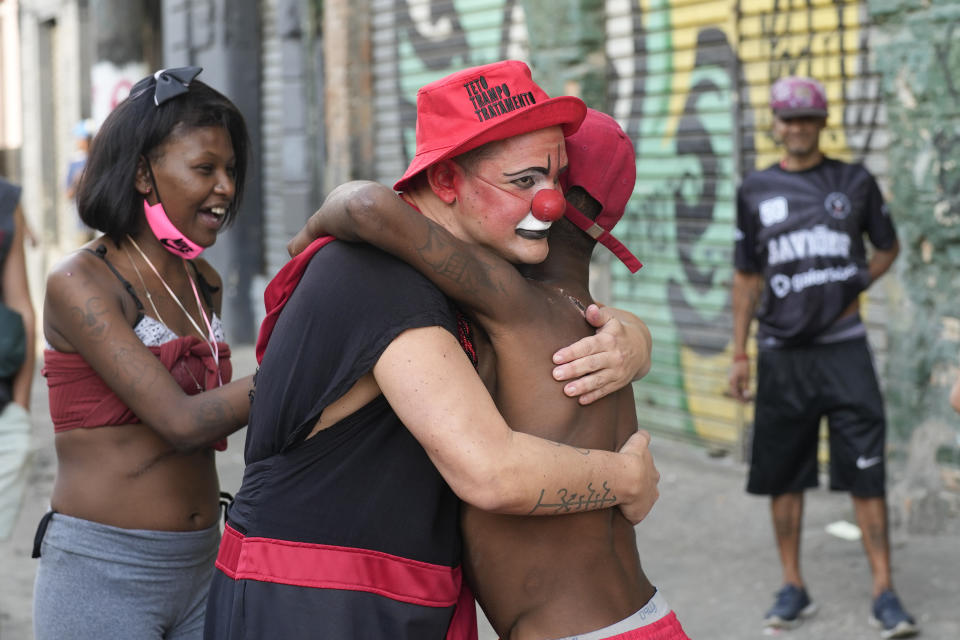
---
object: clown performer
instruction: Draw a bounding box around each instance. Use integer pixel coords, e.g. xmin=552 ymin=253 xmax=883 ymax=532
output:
xmin=292 ymin=107 xmax=692 ymax=640
xmin=204 ymin=62 xmax=660 ymax=640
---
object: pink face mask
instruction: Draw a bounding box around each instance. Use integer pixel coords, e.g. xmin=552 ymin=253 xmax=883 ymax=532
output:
xmin=143 ymin=199 xmax=205 ymax=259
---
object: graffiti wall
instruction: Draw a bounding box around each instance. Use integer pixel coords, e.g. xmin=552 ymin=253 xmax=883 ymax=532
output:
xmin=605 ymin=0 xmax=886 ymax=446
xmin=371 ymin=0 xmax=888 ymax=447
xmin=869 ymin=1 xmax=960 ymax=492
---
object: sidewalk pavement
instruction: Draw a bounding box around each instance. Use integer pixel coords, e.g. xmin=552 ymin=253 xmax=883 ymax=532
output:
xmin=2 ymin=345 xmax=958 ymax=639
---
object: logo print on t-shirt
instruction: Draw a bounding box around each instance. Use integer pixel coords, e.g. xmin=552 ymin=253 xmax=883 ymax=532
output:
xmin=770 ymin=273 xmax=792 ymax=298
xmin=758 ymin=196 xmax=788 ymax=227
xmin=824 ymin=192 xmax=852 ymax=219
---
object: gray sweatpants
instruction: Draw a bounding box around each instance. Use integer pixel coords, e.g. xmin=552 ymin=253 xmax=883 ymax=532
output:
xmin=33 ymin=512 xmax=220 ymax=640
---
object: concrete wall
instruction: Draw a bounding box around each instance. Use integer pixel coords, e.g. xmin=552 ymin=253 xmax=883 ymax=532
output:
xmin=0 ymin=0 xmax=23 ymax=177
xmin=17 ymin=0 xmax=87 ymax=329
xmin=869 ymin=0 xmax=960 ymax=532
xmin=163 ymin=0 xmax=263 ymax=343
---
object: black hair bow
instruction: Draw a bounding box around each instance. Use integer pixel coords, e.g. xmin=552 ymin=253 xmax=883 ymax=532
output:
xmin=152 ymin=66 xmax=203 ymax=106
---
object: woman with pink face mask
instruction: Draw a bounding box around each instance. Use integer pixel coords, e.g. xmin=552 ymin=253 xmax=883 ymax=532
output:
xmin=32 ymin=67 xmax=254 ymax=640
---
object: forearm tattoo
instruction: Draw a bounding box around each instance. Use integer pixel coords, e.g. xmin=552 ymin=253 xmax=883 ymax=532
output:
xmin=416 ymin=225 xmax=507 ymax=299
xmin=114 ymin=343 xmax=152 ymax=387
xmin=196 ymin=399 xmax=231 ymax=433
xmin=528 ymin=481 xmax=618 ymax=515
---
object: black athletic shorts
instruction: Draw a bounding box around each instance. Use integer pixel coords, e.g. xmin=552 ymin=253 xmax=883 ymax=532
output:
xmin=747 ymin=337 xmax=886 ymax=497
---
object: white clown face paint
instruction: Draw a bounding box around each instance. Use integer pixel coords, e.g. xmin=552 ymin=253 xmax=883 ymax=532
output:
xmin=453 ymin=126 xmax=567 ymax=265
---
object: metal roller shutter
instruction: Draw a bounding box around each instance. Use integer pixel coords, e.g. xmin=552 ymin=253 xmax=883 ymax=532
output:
xmin=372 ymin=0 xmax=529 ymax=186
xmin=368 ymin=0 xmax=890 ymax=451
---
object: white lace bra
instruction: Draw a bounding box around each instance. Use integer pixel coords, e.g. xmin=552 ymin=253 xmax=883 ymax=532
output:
xmin=134 ymin=313 xmax=226 ymax=347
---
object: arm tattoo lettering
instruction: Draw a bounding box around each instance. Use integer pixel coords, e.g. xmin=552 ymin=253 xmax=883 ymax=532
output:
xmin=527 ymin=481 xmax=618 ymax=515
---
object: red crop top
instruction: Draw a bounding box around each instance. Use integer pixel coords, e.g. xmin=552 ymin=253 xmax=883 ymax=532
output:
xmin=43 ymin=336 xmax=232 ymax=449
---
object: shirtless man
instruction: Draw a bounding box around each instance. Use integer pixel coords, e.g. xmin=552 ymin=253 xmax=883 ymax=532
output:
xmin=294 ymin=108 xmax=690 ymax=640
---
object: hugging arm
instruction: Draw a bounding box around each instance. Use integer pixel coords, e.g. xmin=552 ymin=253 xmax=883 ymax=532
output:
xmin=374 ymin=325 xmax=659 ymax=524
xmin=294 ymin=181 xmax=529 ymax=327
xmin=293 ymin=181 xmax=654 ymax=401
xmin=552 ymin=304 xmax=652 ymax=404
xmin=44 ymin=255 xmax=252 ymax=449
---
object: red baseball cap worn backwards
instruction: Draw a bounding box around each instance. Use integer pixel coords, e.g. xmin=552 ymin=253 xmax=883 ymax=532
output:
xmin=769 ymin=76 xmax=828 ymax=119
xmin=393 ymin=60 xmax=587 ymax=192
xmin=560 ymin=108 xmax=642 ymax=273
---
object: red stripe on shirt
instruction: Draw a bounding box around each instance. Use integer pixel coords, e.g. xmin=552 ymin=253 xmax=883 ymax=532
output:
xmin=215 ymin=523 xmax=461 ymax=608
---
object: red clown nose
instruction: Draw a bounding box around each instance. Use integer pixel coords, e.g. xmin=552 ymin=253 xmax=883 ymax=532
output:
xmin=531 ymin=189 xmax=566 ymax=222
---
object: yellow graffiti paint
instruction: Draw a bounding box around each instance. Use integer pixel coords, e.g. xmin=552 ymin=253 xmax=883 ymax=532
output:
xmin=680 ymin=346 xmax=753 ymax=444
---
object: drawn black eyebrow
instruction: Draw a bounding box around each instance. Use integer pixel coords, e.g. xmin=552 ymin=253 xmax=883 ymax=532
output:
xmin=502 ymin=154 xmax=552 ymax=177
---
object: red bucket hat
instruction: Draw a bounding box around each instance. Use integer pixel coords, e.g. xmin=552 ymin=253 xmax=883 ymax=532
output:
xmin=770 ymin=76 xmax=828 ymax=119
xmin=393 ymin=60 xmax=587 ymax=192
xmin=560 ymin=109 xmax=642 ymax=273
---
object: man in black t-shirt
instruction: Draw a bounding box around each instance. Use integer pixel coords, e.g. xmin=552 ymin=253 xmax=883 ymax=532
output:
xmin=729 ymin=76 xmax=917 ymax=639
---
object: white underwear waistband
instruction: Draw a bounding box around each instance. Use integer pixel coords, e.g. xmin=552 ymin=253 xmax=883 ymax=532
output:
xmin=555 ymin=589 xmax=672 ymax=640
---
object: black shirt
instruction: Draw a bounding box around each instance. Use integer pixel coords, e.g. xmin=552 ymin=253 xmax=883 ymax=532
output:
xmin=232 ymin=241 xmax=462 ymax=566
xmin=735 ymin=158 xmax=897 ymax=345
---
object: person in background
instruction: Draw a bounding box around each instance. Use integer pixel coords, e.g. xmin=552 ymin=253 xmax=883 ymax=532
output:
xmin=65 ymin=119 xmax=95 ymax=201
xmin=33 ymin=67 xmax=255 ymax=640
xmin=729 ymin=76 xmax=916 ymax=639
xmin=66 ymin=118 xmax=97 ymax=242
xmin=296 ymin=107 xmax=690 ymax=639
xmin=0 ymin=176 xmax=35 ymax=540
